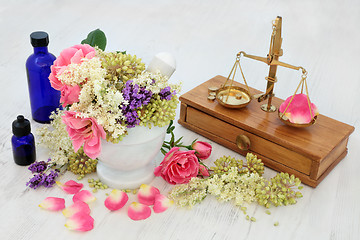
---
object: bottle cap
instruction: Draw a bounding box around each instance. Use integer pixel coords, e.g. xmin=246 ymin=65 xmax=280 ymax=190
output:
xmin=30 ymin=31 xmax=49 ymax=47
xmin=12 ymin=115 xmax=31 ymax=137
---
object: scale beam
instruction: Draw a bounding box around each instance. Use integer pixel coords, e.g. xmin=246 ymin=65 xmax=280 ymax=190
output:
xmin=215 ymin=16 xmax=309 ymax=116
xmin=241 ymin=52 xmax=302 ymax=71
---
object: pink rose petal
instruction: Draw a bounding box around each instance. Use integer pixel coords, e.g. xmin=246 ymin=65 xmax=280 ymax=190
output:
xmin=137 ymin=184 xmax=160 ymax=206
xmin=39 ymin=197 xmax=65 ymax=211
xmin=73 ymin=190 xmax=96 ymax=204
xmin=60 ymin=85 xmax=81 ymax=107
xmin=279 ymin=94 xmax=319 ymax=124
xmin=153 ymin=194 xmax=174 ymax=213
xmin=56 ymin=180 xmax=83 ymax=194
xmin=62 ymin=111 xmax=106 ymax=159
xmin=128 ymin=202 xmax=151 ymax=221
xmin=65 ymin=212 xmax=94 ymax=232
xmin=104 ymin=189 xmax=128 ymax=211
xmin=49 ymin=44 xmax=96 ymax=91
xmin=63 ymin=201 xmax=91 ymax=218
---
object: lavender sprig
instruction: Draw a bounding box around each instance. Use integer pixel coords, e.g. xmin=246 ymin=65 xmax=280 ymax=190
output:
xmin=121 ymin=80 xmax=153 ymax=128
xmin=28 ymin=160 xmax=48 ymax=173
xmin=26 ymin=160 xmax=60 ymax=189
xmin=159 ymin=86 xmax=176 ymax=101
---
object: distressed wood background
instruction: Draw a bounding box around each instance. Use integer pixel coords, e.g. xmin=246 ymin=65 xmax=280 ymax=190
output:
xmin=0 ymin=0 xmax=359 ymax=239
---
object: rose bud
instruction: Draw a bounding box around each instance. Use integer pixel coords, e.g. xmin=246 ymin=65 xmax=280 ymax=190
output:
xmin=192 ymin=141 xmax=212 ymax=160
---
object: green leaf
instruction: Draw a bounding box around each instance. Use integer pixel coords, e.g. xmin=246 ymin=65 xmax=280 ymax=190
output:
xmin=81 ymin=29 xmax=107 ymax=51
xmin=161 ymin=148 xmax=167 ymax=155
xmin=169 ymin=132 xmax=175 ymax=147
xmin=174 ymin=136 xmax=183 ymax=145
xmin=166 ymin=120 xmax=174 ymax=133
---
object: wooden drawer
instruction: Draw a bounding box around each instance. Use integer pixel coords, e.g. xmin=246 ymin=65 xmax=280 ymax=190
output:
xmin=186 ymin=106 xmax=312 ymax=175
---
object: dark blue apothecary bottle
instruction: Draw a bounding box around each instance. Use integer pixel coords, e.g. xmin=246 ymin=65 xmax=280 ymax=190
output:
xmin=12 ymin=115 xmax=36 ymax=166
xmin=26 ymin=31 xmax=60 ymax=123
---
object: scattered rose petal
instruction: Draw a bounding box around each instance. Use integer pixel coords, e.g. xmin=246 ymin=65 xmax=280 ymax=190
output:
xmin=128 ymin=202 xmax=151 ymax=221
xmin=73 ymin=190 xmax=96 ymax=204
xmin=56 ymin=180 xmax=83 ymax=194
xmin=137 ymin=184 xmax=160 ymax=206
xmin=39 ymin=197 xmax=65 ymax=211
xmin=65 ymin=212 xmax=94 ymax=232
xmin=153 ymin=194 xmax=174 ymax=213
xmin=104 ymin=189 xmax=128 ymax=211
xmin=63 ymin=201 xmax=91 ymax=218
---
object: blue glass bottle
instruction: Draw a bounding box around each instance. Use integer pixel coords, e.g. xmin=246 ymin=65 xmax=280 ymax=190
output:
xmin=12 ymin=115 xmax=36 ymax=166
xmin=26 ymin=31 xmax=60 ymax=123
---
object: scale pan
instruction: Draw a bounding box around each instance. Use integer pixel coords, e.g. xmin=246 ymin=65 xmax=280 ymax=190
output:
xmin=278 ymin=110 xmax=317 ymax=128
xmin=216 ymin=86 xmax=251 ymax=109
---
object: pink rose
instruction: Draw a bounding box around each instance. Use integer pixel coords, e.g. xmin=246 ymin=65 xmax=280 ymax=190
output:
xmin=192 ymin=141 xmax=212 ymax=160
xmin=279 ymin=94 xmax=319 ymax=124
xmin=49 ymin=44 xmax=96 ymax=90
xmin=60 ymin=85 xmax=81 ymax=107
xmin=154 ymin=147 xmax=200 ymax=185
xmin=62 ymin=111 xmax=106 ymax=159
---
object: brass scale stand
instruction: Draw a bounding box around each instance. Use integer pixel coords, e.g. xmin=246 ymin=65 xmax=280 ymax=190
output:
xmin=179 ymin=16 xmax=354 ymax=187
xmin=211 ymin=16 xmax=316 ymax=128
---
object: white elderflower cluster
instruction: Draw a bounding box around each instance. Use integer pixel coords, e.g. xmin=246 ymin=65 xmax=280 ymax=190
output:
xmin=36 ymin=110 xmax=74 ymax=166
xmin=132 ymin=70 xmax=182 ymax=95
xmin=168 ymin=177 xmax=208 ymax=208
xmin=206 ymin=168 xmax=262 ymax=205
xmin=169 ymin=167 xmax=264 ymax=209
xmin=68 ymin=58 xmax=127 ymax=141
xmin=58 ymin=57 xmax=106 ymax=86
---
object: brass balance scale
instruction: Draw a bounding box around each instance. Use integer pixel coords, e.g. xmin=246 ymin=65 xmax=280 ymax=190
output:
xmin=210 ymin=16 xmax=317 ymax=128
xmin=178 ymin=16 xmax=354 ymax=187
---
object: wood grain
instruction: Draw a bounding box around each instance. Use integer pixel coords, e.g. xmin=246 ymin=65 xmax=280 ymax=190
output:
xmin=0 ymin=1 xmax=360 ymax=239
xmin=185 ymin=106 xmax=313 ymax=175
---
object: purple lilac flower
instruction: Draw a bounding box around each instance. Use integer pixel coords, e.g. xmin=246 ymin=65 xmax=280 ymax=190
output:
xmin=26 ymin=170 xmax=59 ymax=189
xmin=159 ymin=86 xmax=175 ymax=101
xmin=43 ymin=170 xmax=59 ymax=188
xmin=121 ymin=81 xmax=153 ymax=128
xmin=26 ymin=173 xmax=45 ymax=189
xmin=28 ymin=161 xmax=48 ymax=173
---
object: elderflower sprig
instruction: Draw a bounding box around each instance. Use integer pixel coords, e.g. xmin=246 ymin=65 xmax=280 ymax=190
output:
xmin=255 ymin=172 xmax=303 ymax=208
xmin=168 ymin=154 xmax=303 ymax=210
xmin=168 ymin=177 xmax=208 ymax=208
xmin=36 ymin=109 xmax=74 ymax=166
xmin=210 ymin=153 xmax=264 ymax=176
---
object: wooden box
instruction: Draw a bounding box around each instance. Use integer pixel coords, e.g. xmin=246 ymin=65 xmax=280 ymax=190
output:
xmin=178 ymin=75 xmax=354 ymax=187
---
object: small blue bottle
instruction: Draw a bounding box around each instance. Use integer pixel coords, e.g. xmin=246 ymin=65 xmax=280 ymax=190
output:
xmin=12 ymin=115 xmax=36 ymax=166
xmin=26 ymin=31 xmax=60 ymax=123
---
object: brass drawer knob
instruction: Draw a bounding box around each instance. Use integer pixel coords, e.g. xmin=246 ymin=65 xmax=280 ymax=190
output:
xmin=236 ymin=134 xmax=250 ymax=150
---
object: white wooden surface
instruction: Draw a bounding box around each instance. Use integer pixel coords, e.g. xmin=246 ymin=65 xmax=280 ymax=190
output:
xmin=1 ymin=0 xmax=359 ymax=239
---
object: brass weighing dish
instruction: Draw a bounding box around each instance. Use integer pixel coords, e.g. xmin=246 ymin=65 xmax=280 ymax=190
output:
xmin=216 ymin=86 xmax=251 ymax=109
xmin=278 ymin=110 xmax=317 ymax=128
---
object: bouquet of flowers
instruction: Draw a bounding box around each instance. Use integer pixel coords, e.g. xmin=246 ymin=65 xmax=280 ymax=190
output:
xmin=37 ymin=30 xmax=181 ymax=176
